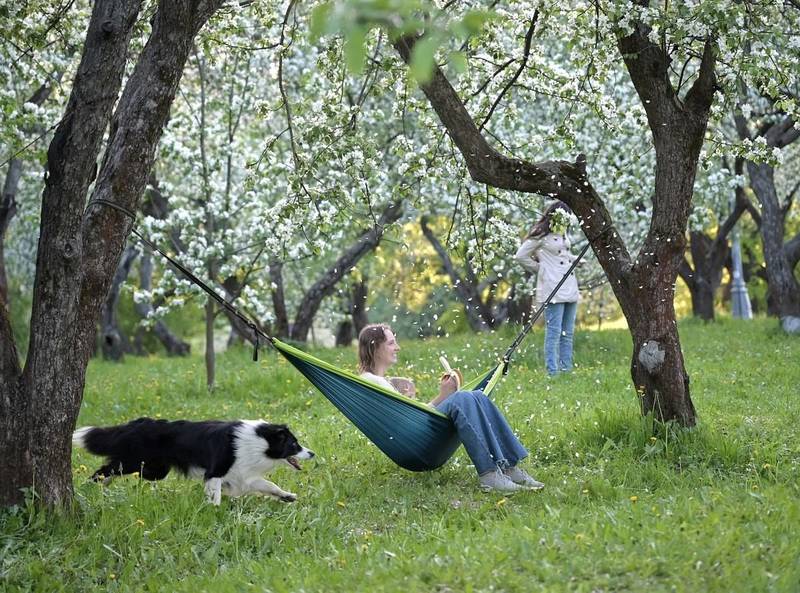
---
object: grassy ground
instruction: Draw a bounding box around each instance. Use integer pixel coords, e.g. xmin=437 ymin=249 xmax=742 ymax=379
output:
xmin=2 ymin=318 xmax=799 ymax=592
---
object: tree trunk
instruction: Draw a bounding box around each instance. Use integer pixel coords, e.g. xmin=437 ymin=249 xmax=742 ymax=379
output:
xmin=351 ymin=277 xmax=369 ymax=334
xmin=269 ymin=258 xmax=290 ymax=338
xmin=0 ymin=159 xmax=23 ymax=306
xmin=205 ymin=299 xmax=215 ymax=391
xmin=132 ymin=249 xmax=190 ymax=356
xmin=0 ymin=0 xmax=144 ymax=508
xmin=290 ymin=202 xmax=403 ymax=342
xmin=680 ymin=232 xmax=720 ymax=321
xmin=392 ymin=26 xmax=716 ymax=426
xmin=100 ymin=245 xmax=138 ymax=360
xmin=747 ymin=162 xmax=800 ymax=329
xmin=334 ymin=277 xmax=369 ymax=346
xmin=0 ymin=0 xmax=223 ymax=508
xmin=420 ymin=216 xmax=494 ymax=332
xmin=335 ymin=319 xmax=354 ymax=346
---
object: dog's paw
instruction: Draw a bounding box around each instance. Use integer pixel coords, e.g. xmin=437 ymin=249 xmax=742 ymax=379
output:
xmin=279 ymin=492 xmax=297 ymax=503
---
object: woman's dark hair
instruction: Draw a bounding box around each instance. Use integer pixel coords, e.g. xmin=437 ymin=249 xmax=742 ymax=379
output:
xmin=357 ymin=323 xmax=391 ymax=373
xmin=526 ymin=201 xmax=571 ymax=239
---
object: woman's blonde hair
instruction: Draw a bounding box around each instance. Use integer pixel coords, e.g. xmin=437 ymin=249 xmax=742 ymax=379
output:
xmin=357 ymin=323 xmax=391 ymax=373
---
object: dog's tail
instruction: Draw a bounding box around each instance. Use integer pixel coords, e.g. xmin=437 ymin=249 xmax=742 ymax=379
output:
xmin=72 ymin=419 xmax=153 ymax=457
xmin=72 ymin=426 xmax=94 ymax=450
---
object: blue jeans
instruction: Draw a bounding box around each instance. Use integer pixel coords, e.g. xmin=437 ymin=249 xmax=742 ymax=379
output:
xmin=544 ymin=301 xmax=577 ymax=375
xmin=436 ymin=390 xmax=528 ymax=475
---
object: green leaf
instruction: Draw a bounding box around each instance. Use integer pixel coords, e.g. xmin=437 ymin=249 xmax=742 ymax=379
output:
xmin=310 ymin=2 xmax=334 ymax=40
xmin=450 ymin=50 xmax=468 ymax=75
xmin=409 ymin=34 xmax=440 ymax=84
xmin=344 ymin=26 xmax=368 ymax=75
xmin=459 ymin=10 xmax=490 ymax=35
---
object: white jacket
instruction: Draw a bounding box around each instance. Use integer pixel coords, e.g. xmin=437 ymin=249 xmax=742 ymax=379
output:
xmin=515 ymin=234 xmax=580 ymax=304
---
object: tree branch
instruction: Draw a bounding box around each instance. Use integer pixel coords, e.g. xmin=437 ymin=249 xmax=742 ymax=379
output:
xmin=683 ymin=37 xmax=718 ymax=115
xmin=392 ymin=35 xmax=632 ymax=283
xmin=478 ymin=11 xmax=538 ymax=132
xmin=290 ymin=201 xmax=403 ymax=341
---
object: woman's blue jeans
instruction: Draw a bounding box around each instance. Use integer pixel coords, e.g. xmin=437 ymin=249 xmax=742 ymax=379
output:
xmin=436 ymin=390 xmax=528 ymax=475
xmin=544 ymin=301 xmax=577 ymax=376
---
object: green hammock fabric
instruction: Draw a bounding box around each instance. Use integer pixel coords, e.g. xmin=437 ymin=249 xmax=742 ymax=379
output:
xmin=271 ymin=339 xmax=505 ymax=471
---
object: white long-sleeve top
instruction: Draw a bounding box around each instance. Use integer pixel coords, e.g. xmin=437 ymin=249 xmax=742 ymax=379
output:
xmin=515 ymin=233 xmax=580 ymax=305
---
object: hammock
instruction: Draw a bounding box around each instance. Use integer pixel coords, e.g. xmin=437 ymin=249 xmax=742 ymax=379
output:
xmin=91 ymin=200 xmax=596 ymax=472
xmin=272 ymin=339 xmax=505 ymax=471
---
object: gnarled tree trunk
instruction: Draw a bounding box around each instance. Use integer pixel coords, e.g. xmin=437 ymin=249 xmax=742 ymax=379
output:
xmin=747 ymin=161 xmax=800 ymax=332
xmin=393 ymin=23 xmax=717 ymax=426
xmin=0 ymin=0 xmax=223 ymax=508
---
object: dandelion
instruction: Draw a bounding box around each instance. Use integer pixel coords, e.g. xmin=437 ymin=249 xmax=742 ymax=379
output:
xmin=337 ymin=501 xmax=346 ymax=508
xmin=630 ymin=495 xmax=638 ymax=503
xmin=136 ymin=519 xmax=145 ymax=526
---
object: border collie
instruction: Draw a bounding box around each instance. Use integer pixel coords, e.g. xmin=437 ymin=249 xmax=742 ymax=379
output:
xmin=73 ymin=418 xmax=314 ymax=505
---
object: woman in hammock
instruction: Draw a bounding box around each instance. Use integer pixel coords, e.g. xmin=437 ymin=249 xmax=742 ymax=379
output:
xmin=357 ymin=323 xmax=544 ymax=493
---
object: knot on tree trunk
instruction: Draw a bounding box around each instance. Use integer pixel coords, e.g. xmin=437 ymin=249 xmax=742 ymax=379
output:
xmin=638 ymin=340 xmax=665 ymax=374
xmin=781 ymin=316 xmax=800 ymax=335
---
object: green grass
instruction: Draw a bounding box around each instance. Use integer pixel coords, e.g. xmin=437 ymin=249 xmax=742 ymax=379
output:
xmin=2 ymin=318 xmax=799 ymax=592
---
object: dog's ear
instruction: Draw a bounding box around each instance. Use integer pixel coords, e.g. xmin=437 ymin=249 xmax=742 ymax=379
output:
xmin=256 ymin=423 xmax=299 ymax=458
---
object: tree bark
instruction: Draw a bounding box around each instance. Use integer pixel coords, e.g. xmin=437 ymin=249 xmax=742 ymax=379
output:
xmin=132 ymin=249 xmax=190 ymax=356
xmin=205 ymin=299 xmax=215 ymax=390
xmin=0 ymin=0 xmax=223 ymax=508
xmin=351 ymin=277 xmax=369 ymax=334
xmin=392 ymin=26 xmax=717 ymax=426
xmin=269 ymin=258 xmax=290 ymax=338
xmin=290 ymin=202 xmax=403 ymax=342
xmin=735 ymin=114 xmax=800 ymax=332
xmin=747 ymin=162 xmax=800 ymax=328
xmin=0 ymin=159 xmax=22 ymax=306
xmin=678 ymin=179 xmax=750 ymax=321
xmin=334 ymin=277 xmax=370 ymax=346
xmin=100 ymin=245 xmax=138 ymax=360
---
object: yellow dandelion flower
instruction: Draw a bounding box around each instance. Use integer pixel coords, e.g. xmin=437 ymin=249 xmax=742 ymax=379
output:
xmin=136 ymin=519 xmax=145 ymax=526
xmin=630 ymin=495 xmax=638 ymax=503
xmin=496 ymin=498 xmax=508 ymax=507
xmin=336 ymin=501 xmax=346 ymax=508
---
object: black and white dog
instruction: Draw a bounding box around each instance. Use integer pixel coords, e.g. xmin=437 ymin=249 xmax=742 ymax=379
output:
xmin=73 ymin=418 xmax=314 ymax=505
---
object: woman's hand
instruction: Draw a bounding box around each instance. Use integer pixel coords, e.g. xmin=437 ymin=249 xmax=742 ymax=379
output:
xmin=389 ymin=377 xmax=416 ymax=398
xmin=438 ymin=375 xmax=458 ymax=399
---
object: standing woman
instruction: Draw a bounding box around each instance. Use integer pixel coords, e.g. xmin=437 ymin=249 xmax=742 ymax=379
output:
xmin=515 ymin=201 xmax=580 ymax=376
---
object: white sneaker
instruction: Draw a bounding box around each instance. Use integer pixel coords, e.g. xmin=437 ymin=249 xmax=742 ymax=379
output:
xmin=503 ymin=466 xmax=544 ymax=490
xmin=479 ymin=469 xmax=522 ymax=492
